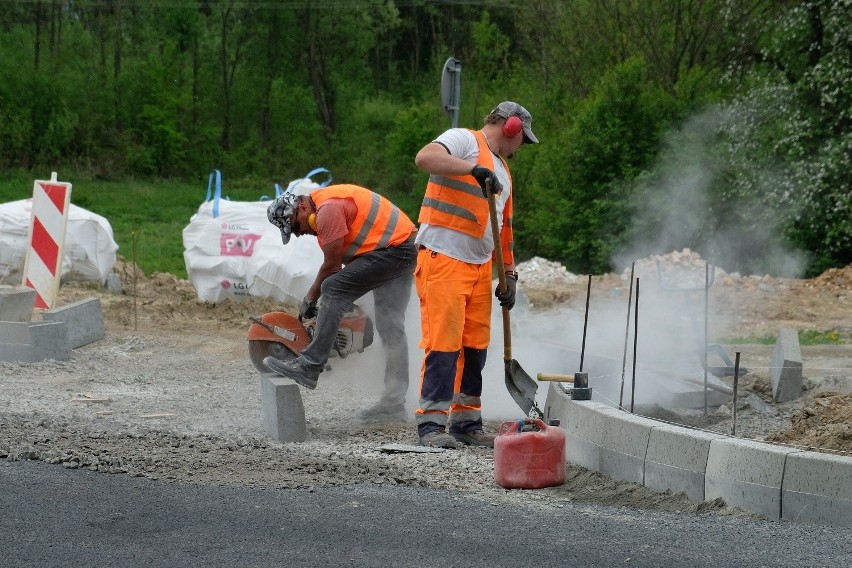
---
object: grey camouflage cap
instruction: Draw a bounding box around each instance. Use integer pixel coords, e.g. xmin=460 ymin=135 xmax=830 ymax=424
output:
xmin=267 ymin=193 xmax=297 ymax=244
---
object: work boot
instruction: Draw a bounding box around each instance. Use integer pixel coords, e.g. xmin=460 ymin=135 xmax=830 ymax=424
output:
xmin=358 ymin=402 xmax=407 ymax=422
xmin=263 ymin=356 xmax=321 ymax=390
xmin=418 ymin=430 xmax=459 ymax=449
xmin=450 ymin=429 xmax=495 ymax=448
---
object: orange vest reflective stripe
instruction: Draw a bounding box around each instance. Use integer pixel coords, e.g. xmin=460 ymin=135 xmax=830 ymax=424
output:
xmin=311 ymin=185 xmax=415 ymax=263
xmin=418 ymin=130 xmax=515 ymax=264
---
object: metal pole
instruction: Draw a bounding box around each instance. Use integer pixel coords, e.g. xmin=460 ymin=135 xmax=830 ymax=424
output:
xmin=132 ymin=231 xmax=138 ymax=332
xmin=631 ymin=277 xmax=639 ymax=413
xmin=704 ymin=262 xmax=709 ymax=416
xmin=619 ymin=262 xmax=635 ymax=408
xmin=731 ymin=352 xmax=741 ymax=436
xmin=580 ymin=274 xmax=592 ymax=372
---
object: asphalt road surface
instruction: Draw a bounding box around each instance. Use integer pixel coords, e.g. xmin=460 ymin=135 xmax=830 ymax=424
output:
xmin=2 ymin=460 xmax=851 ymax=568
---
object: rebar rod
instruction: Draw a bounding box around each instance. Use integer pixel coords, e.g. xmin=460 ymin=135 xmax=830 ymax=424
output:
xmin=631 ymin=277 xmax=639 ymax=413
xmin=619 ymin=262 xmax=635 ymax=409
xmin=132 ymin=231 xmax=138 ymax=332
xmin=704 ymin=262 xmax=709 ymax=416
xmin=580 ymin=274 xmax=592 ymax=372
xmin=731 ymin=351 xmax=741 ymax=436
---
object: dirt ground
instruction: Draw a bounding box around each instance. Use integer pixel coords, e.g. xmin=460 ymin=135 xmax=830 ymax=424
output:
xmin=1 ymin=252 xmax=850 ymax=518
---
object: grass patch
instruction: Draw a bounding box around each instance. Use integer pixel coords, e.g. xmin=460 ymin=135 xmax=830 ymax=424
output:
xmin=0 ymin=174 xmax=274 ymax=279
xmin=719 ymin=330 xmax=843 ymax=345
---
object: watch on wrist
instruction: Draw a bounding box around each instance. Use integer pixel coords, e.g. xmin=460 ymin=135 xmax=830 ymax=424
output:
xmin=505 ymin=270 xmax=518 ymax=280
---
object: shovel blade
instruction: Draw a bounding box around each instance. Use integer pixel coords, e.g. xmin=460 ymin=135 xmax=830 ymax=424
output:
xmin=505 ymin=358 xmax=538 ymax=416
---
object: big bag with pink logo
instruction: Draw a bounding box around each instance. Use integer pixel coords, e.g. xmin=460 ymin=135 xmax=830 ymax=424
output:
xmin=182 ymin=169 xmax=329 ymax=303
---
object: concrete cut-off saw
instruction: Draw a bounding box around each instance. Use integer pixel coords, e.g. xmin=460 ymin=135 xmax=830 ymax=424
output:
xmin=246 ymin=305 xmax=374 ymax=373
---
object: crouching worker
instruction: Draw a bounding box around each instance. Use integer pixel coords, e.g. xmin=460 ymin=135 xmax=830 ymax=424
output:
xmin=264 ymin=184 xmax=417 ymax=421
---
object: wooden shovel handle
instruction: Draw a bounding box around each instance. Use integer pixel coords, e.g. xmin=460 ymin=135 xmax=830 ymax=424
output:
xmin=486 ymin=184 xmax=511 ymax=361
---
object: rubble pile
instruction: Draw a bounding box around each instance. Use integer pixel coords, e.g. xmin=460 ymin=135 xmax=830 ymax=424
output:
xmin=515 ymin=257 xmax=580 ymax=308
xmin=621 ymin=248 xmax=730 ymax=289
xmin=766 ymin=392 xmax=852 ymax=453
xmin=517 ymin=256 xmax=579 ymax=287
xmin=809 ymin=264 xmax=852 ymax=291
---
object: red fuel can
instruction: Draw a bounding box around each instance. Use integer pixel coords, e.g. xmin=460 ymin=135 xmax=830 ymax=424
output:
xmin=493 ymin=418 xmax=567 ymax=489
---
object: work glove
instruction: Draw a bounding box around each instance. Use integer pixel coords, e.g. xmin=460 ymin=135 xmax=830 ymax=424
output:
xmin=299 ymin=297 xmax=319 ymax=321
xmin=471 ymin=165 xmax=502 ymax=198
xmin=495 ymin=272 xmax=517 ymax=310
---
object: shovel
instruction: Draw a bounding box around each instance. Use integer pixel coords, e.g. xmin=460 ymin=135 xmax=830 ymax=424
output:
xmin=487 ymin=186 xmax=542 ymax=418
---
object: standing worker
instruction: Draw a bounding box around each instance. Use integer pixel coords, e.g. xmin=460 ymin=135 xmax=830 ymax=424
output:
xmin=413 ymin=101 xmax=539 ymax=448
xmin=264 ymin=183 xmax=417 ymax=421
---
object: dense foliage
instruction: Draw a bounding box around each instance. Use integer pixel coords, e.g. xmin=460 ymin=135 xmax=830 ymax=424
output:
xmin=0 ymin=0 xmax=849 ymax=277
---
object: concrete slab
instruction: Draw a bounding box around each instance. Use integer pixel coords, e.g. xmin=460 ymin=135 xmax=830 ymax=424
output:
xmin=30 ymin=321 xmax=70 ymax=362
xmin=782 ymin=450 xmax=852 ymax=527
xmin=597 ymin=407 xmax=654 ymax=485
xmin=645 ymin=424 xmax=726 ymax=501
xmin=42 ymin=298 xmax=105 ymax=349
xmin=545 ymin=385 xmax=610 ymax=471
xmin=770 ymin=327 xmax=803 ymax=402
xmin=260 ymin=373 xmax=307 ymax=442
xmin=0 ymin=321 xmax=68 ymax=362
xmin=0 ymin=321 xmax=32 ymax=344
xmin=0 ymin=285 xmax=35 ymax=323
xmin=705 ymin=438 xmax=797 ymax=519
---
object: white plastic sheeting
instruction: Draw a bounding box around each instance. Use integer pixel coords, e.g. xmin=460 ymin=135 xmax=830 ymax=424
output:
xmin=0 ymin=199 xmax=118 ymax=285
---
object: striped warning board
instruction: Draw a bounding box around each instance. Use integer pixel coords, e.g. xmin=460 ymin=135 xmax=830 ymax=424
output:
xmin=22 ymin=172 xmax=73 ymax=310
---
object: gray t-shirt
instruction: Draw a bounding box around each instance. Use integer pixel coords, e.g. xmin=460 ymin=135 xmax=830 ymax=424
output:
xmin=415 ymin=128 xmax=511 ymax=264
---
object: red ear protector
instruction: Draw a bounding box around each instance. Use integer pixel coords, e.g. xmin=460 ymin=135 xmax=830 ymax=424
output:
xmin=503 ymin=115 xmax=523 ymax=138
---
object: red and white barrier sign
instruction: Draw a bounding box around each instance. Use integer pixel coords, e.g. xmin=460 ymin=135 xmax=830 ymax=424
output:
xmin=23 ymin=172 xmax=72 ymax=310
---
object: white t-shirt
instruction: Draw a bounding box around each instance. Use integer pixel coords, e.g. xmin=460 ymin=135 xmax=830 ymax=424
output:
xmin=415 ymin=128 xmax=511 ymax=264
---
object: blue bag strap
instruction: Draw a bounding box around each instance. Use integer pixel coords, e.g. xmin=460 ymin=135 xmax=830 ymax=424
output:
xmin=260 ymin=183 xmax=284 ymax=201
xmin=204 ymin=169 xmax=224 ymax=218
xmin=305 ymin=167 xmax=332 ymax=187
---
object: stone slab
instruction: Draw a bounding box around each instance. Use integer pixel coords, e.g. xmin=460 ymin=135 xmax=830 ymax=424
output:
xmin=597 ymin=407 xmax=654 ymax=485
xmin=260 ymin=374 xmax=307 ymax=442
xmin=645 ymin=424 xmax=726 ymax=501
xmin=770 ymin=327 xmax=803 ymax=403
xmin=0 ymin=285 xmax=35 ymax=323
xmin=545 ymin=387 xmax=609 ymax=472
xmin=782 ymin=450 xmax=852 ymax=527
xmin=0 ymin=321 xmax=32 ymax=345
xmin=0 ymin=321 xmax=69 ymax=362
xmin=42 ymin=298 xmax=105 ymax=349
xmin=705 ymin=438 xmax=796 ymax=519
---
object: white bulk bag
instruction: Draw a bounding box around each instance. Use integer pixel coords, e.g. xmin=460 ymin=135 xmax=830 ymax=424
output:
xmin=182 ymin=169 xmax=330 ymax=303
xmin=0 ymin=198 xmax=118 ymax=284
xmin=247 ymin=231 xmax=323 ymax=306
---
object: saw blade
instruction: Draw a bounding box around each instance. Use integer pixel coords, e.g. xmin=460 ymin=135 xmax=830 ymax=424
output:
xmin=248 ymin=340 xmax=298 ymax=374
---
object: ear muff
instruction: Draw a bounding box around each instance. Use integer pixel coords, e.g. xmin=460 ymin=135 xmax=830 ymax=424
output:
xmin=503 ymin=115 xmax=523 ymax=138
xmin=307 ymin=213 xmax=317 ymax=231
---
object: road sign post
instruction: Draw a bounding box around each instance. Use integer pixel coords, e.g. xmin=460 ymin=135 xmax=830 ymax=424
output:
xmin=441 ymin=57 xmax=462 ymax=128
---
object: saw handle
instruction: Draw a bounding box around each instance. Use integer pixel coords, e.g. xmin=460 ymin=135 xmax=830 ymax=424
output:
xmin=537 ymin=373 xmax=576 ymax=383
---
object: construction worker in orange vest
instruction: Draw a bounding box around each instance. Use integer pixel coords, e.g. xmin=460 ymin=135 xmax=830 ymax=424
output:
xmin=264 ymin=184 xmax=417 ymax=420
xmin=413 ymin=101 xmax=539 ymax=448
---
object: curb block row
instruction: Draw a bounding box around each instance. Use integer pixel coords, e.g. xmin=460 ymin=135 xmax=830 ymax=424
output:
xmin=544 ymin=382 xmax=852 ymax=527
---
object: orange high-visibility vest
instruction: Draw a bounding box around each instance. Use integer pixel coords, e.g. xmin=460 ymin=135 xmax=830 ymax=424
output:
xmin=311 ymin=185 xmax=415 ymax=263
xmin=418 ymin=129 xmax=514 ymax=265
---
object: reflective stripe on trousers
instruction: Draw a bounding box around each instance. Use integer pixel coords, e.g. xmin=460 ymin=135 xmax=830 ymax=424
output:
xmin=414 ymin=248 xmax=491 ymax=436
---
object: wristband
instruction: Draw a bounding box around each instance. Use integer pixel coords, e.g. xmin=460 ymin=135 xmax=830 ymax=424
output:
xmin=505 ymin=271 xmax=518 ymax=280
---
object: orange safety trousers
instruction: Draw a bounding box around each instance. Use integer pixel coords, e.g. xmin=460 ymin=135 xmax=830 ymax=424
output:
xmin=414 ymin=248 xmax=492 ymax=435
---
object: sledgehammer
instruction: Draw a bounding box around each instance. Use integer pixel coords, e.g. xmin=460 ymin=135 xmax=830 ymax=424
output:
xmin=537 ymin=371 xmax=592 ymax=400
